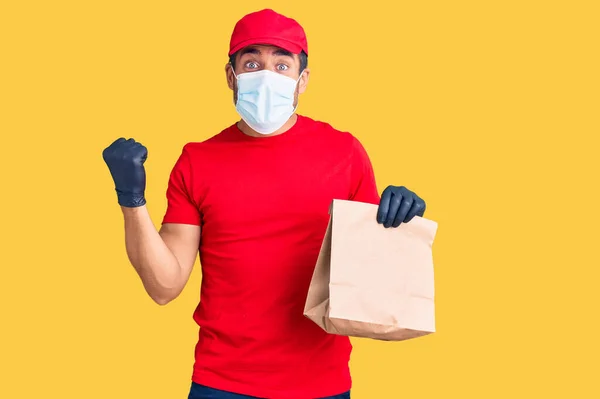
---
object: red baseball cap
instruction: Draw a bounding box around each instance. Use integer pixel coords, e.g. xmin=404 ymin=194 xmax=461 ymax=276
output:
xmin=228 ymin=9 xmax=308 ymax=56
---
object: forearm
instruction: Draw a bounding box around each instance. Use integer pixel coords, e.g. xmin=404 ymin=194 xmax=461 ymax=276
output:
xmin=121 ymin=206 xmax=183 ymax=304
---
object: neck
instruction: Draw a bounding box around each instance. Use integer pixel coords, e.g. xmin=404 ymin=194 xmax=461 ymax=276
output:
xmin=237 ymin=114 xmax=298 ymax=138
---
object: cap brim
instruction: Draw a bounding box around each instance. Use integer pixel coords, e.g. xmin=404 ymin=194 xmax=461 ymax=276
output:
xmin=229 ymin=37 xmax=303 ymax=56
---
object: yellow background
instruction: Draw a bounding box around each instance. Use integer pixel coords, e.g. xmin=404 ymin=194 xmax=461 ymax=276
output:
xmin=1 ymin=0 xmax=598 ymax=398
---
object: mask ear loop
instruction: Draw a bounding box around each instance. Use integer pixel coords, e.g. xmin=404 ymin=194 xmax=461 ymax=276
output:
xmin=230 ymin=63 xmax=241 ymax=107
xmin=230 ymin=63 xmax=239 ymax=80
xmin=291 ymin=70 xmax=305 ymax=114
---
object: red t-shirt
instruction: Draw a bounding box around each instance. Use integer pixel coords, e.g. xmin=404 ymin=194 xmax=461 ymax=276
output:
xmin=162 ymin=115 xmax=380 ymax=398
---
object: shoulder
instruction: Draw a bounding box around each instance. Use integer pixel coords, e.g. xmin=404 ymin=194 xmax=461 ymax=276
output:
xmin=177 ymin=123 xmax=237 ymax=157
xmin=298 ymin=115 xmax=360 ymax=146
xmin=164 ymin=125 xmax=236 ymax=180
xmin=301 ymin=116 xmax=373 ymax=165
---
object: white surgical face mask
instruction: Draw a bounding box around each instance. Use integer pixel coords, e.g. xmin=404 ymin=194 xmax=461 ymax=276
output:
xmin=233 ymin=69 xmax=302 ymax=135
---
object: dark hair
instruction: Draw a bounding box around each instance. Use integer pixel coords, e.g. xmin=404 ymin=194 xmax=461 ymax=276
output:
xmin=229 ymin=50 xmax=308 ymax=74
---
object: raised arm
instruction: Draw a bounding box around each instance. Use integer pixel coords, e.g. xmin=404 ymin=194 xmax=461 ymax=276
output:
xmin=103 ymin=138 xmax=200 ymax=305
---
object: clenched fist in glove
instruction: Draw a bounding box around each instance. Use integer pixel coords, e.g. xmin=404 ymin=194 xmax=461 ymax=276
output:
xmin=102 ymin=138 xmax=148 ymax=208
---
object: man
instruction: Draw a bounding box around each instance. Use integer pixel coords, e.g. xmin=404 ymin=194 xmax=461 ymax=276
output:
xmin=102 ymin=9 xmax=426 ymax=399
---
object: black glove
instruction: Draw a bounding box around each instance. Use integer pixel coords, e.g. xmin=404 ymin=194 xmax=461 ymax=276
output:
xmin=377 ymin=185 xmax=426 ymax=228
xmin=102 ymin=137 xmax=148 ymax=207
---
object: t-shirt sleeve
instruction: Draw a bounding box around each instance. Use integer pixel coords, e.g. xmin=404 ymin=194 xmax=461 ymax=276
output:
xmin=349 ymin=136 xmax=381 ymax=205
xmin=161 ymin=145 xmax=202 ymax=226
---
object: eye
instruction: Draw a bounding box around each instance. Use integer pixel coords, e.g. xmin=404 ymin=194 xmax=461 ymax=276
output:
xmin=276 ymin=64 xmax=289 ymax=71
xmin=245 ymin=61 xmax=259 ymax=69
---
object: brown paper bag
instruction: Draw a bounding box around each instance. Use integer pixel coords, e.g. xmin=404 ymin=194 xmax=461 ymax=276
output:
xmin=303 ymin=199 xmax=438 ymax=341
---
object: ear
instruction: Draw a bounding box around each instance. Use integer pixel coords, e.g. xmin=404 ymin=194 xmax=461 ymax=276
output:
xmin=298 ymin=68 xmax=310 ymax=95
xmin=225 ymin=63 xmax=235 ymax=90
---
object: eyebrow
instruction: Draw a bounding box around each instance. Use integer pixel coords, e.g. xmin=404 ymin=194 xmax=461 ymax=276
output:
xmin=273 ymin=49 xmax=293 ymax=58
xmin=239 ymin=47 xmax=261 ymax=57
xmin=238 ymin=47 xmax=294 ymax=58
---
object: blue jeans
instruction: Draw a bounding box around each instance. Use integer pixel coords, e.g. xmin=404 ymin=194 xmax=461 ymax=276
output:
xmin=188 ymin=382 xmax=350 ymax=399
